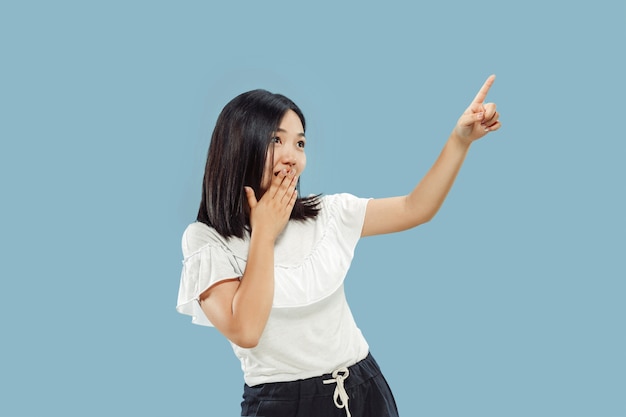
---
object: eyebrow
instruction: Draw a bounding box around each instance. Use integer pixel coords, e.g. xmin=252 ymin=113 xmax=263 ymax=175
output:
xmin=276 ymin=128 xmax=306 ymax=137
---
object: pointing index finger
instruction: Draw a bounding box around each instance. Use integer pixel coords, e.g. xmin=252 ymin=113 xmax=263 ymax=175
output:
xmin=471 ymin=74 xmax=496 ymax=106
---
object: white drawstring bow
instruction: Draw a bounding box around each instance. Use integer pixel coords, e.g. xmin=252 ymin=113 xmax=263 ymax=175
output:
xmin=323 ymin=367 xmax=351 ymax=417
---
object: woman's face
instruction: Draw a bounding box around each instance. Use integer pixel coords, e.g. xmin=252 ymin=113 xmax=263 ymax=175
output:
xmin=261 ymin=109 xmax=307 ymax=190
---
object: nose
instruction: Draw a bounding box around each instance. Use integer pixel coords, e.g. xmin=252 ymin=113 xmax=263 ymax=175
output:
xmin=278 ymin=147 xmax=297 ymax=166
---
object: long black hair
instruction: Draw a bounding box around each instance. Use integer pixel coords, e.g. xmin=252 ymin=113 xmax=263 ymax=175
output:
xmin=197 ymin=89 xmax=321 ymax=239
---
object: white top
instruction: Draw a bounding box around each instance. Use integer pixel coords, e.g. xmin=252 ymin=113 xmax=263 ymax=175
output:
xmin=176 ymin=193 xmax=370 ymax=386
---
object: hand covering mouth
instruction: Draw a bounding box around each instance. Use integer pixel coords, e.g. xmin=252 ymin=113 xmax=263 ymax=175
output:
xmin=274 ymin=168 xmax=296 ymax=176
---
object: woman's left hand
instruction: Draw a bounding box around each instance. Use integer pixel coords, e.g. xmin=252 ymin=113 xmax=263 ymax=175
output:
xmin=453 ymin=74 xmax=501 ymax=144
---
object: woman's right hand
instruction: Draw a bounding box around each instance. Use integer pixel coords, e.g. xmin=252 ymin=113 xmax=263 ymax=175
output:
xmin=244 ymin=167 xmax=299 ymax=241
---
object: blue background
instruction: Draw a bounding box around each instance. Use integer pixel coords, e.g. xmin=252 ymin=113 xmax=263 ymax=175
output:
xmin=1 ymin=1 xmax=624 ymax=416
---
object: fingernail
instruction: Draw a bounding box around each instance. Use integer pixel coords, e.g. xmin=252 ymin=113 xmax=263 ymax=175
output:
xmin=476 ymin=112 xmax=484 ymax=120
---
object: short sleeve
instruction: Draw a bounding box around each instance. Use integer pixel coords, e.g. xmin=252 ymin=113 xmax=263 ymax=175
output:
xmin=326 ymin=193 xmax=369 ymax=251
xmin=175 ymin=223 xmax=243 ymax=327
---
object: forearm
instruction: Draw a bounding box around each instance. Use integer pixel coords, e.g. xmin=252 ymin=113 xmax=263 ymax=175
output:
xmin=361 ymin=75 xmax=499 ymax=237
xmin=362 ymin=131 xmax=472 ymax=236
xmin=404 ymin=131 xmax=471 ymax=223
xmin=230 ymin=231 xmax=275 ymax=347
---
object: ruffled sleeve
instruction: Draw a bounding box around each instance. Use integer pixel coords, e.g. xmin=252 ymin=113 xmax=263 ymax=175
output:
xmin=176 ymin=223 xmax=244 ymax=327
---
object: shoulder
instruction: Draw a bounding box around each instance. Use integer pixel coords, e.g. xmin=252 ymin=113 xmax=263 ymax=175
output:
xmin=182 ymin=222 xmax=232 ymax=258
xmin=320 ymin=193 xmax=370 ymax=216
xmin=313 ymin=193 xmax=371 ymax=238
xmin=321 ymin=192 xmax=367 ymax=206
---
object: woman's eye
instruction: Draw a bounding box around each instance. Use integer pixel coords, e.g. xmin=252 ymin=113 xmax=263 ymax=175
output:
xmin=271 ymin=137 xmax=281 ymax=144
xmin=297 ymin=141 xmax=306 ymax=148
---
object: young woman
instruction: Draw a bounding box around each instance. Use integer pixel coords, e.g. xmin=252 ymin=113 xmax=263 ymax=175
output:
xmin=177 ymin=76 xmax=501 ymax=417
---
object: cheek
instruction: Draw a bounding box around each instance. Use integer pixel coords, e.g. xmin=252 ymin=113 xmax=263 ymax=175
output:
xmin=299 ymin=153 xmax=306 ymax=173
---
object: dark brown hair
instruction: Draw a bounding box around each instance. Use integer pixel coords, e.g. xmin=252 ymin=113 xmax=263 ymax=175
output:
xmin=197 ymin=89 xmax=321 ymax=238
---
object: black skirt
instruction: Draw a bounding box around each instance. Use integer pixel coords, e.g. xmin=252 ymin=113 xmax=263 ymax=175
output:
xmin=241 ymin=352 xmax=399 ymax=417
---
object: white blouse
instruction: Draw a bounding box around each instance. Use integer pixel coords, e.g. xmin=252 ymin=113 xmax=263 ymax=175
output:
xmin=176 ymin=193 xmax=370 ymax=386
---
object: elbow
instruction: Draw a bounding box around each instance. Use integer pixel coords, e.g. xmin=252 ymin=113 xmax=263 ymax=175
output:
xmin=406 ymin=213 xmax=435 ymax=230
xmin=201 ymin=295 xmax=267 ymax=349
xmin=231 ymin=334 xmax=260 ymax=349
xmin=416 ymin=204 xmax=441 ymax=226
xmin=403 ymin=198 xmax=437 ymax=230
xmin=229 ymin=326 xmax=263 ymax=349
xmin=421 ymin=213 xmax=436 ymax=225
xmin=236 ymin=340 xmax=259 ymax=349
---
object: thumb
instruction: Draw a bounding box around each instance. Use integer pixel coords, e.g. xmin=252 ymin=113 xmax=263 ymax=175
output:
xmin=457 ymin=110 xmax=485 ymax=128
xmin=244 ymin=186 xmax=257 ymax=208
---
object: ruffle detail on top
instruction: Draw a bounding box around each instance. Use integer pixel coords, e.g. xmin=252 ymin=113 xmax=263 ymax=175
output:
xmin=269 ymin=194 xmax=367 ymax=308
xmin=175 ymin=193 xmax=369 ymax=326
xmin=176 ymin=225 xmax=244 ymax=327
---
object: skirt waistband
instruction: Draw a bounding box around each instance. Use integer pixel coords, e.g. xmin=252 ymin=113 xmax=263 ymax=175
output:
xmin=243 ymin=352 xmax=381 ymax=400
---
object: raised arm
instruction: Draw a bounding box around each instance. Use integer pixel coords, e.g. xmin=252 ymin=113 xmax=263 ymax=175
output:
xmin=361 ymin=75 xmax=501 ymax=237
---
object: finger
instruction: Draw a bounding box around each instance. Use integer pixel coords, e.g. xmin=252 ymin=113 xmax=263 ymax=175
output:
xmin=279 ymin=173 xmax=299 ymax=204
xmin=482 ymin=111 xmax=499 ymax=126
xmin=484 ymin=120 xmax=502 ymax=132
xmin=481 ymin=103 xmax=498 ymax=125
xmin=286 ymin=184 xmax=298 ymax=208
xmin=269 ymin=168 xmax=291 ymax=198
xmin=458 ymin=110 xmax=486 ymax=128
xmin=470 ymin=74 xmax=496 ymax=108
xmin=482 ymin=103 xmax=497 ymax=118
xmin=244 ymin=186 xmax=257 ymax=209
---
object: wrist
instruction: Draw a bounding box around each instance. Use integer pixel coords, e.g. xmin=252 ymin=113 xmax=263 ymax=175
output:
xmin=250 ymin=228 xmax=277 ymax=245
xmin=449 ymin=130 xmax=473 ymax=150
